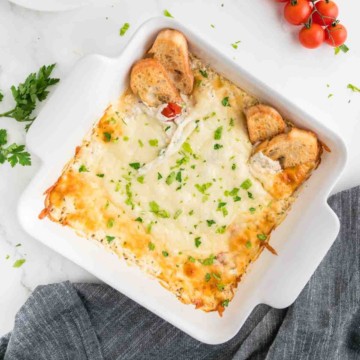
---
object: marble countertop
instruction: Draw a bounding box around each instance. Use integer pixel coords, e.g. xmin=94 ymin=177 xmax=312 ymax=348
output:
xmin=1 ymin=0 xmax=359 ymax=336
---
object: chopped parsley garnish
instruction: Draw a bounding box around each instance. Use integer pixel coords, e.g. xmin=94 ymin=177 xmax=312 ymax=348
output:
xmin=149 ymin=201 xmax=170 ymax=218
xmin=123 ymin=136 xmax=129 ymax=141
xmin=166 ymin=171 xmax=176 ymax=185
xmin=195 ymin=182 xmax=212 ymax=194
xmin=96 ymin=173 xmax=105 ymax=178
xmin=174 ymin=209 xmax=183 ymax=220
xmin=201 ymin=254 xmax=215 ymax=266
xmin=214 ymin=126 xmax=223 ymax=140
xmin=222 ymin=299 xmax=230 ymax=307
xmin=229 ymin=118 xmax=235 ymax=127
xmin=240 ymin=178 xmax=252 ymax=190
xmin=103 ymin=132 xmax=111 ymax=142
xmin=257 ymin=234 xmax=267 ymax=241
xmin=13 ymin=259 xmax=26 ymax=268
xmin=129 ymin=162 xmax=140 ymax=170
xmin=157 ymin=172 xmax=163 ymax=180
xmin=107 ymin=218 xmax=114 ymax=228
xmin=163 ymin=9 xmax=174 ymax=18
xmin=138 ymin=139 xmax=144 ymax=147
xmin=149 ymin=139 xmax=158 ymax=147
xmin=188 ymin=256 xmax=196 ymax=263
xmin=106 ymin=235 xmax=115 ymax=243
xmin=205 ymin=273 xmax=211 ymax=282
xmin=199 ymin=69 xmax=208 ymax=78
xmin=328 ymin=94 xmax=333 ymax=99
xmin=249 ymin=207 xmax=256 ymax=213
xmin=119 ymin=22 xmax=130 ymax=36
xmin=206 ymin=219 xmax=216 ymax=227
xmin=164 ymin=125 xmax=171 ymax=132
xmin=212 ymin=273 xmax=221 ymax=281
xmin=234 ymin=196 xmax=241 ymax=202
xmin=135 ymin=217 xmax=143 ymax=222
xmin=0 ymin=64 xmax=59 ymax=131
xmin=231 ymin=41 xmax=241 ymax=49
xmin=195 ymin=237 xmax=202 ymax=248
xmin=188 ymin=209 xmax=194 ymax=216
xmin=78 ymin=164 xmax=89 ymax=172
xmin=245 ymin=241 xmax=252 ymax=249
xmin=231 ymin=163 xmax=236 ymax=170
xmin=125 ymin=182 xmax=134 ymax=209
xmin=203 ymin=111 xmax=216 ymax=120
xmin=347 ymin=84 xmax=360 ymax=93
xmin=214 ymin=143 xmax=223 ymax=150
xmin=148 ymin=242 xmax=155 ymax=251
xmin=335 ymin=44 xmax=349 ymax=55
xmin=176 ymin=171 xmax=182 ymax=182
xmin=216 ymin=225 xmax=226 ymax=234
xmin=162 ymin=250 xmax=169 ymax=257
xmin=182 ymin=142 xmax=193 ymax=153
xmin=210 ymin=24 xmax=215 ymax=28
xmin=0 ymin=129 xmax=31 ymax=167
xmin=221 ymin=96 xmax=230 ymax=107
xmin=137 ymin=176 xmax=144 ymax=184
xmin=248 ymin=191 xmax=253 ymax=199
xmin=216 ymin=283 xmax=225 ymax=291
xmin=217 ymin=201 xmax=227 ymax=209
xmin=225 ymin=188 xmax=239 ymax=197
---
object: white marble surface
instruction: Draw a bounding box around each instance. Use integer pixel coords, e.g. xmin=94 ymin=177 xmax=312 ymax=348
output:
xmin=0 ymin=0 xmax=359 ymax=336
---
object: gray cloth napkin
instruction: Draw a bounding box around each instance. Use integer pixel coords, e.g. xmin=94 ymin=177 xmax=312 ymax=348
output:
xmin=1 ymin=187 xmax=360 ymax=360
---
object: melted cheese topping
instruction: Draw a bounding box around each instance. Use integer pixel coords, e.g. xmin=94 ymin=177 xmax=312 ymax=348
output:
xmin=44 ymin=57 xmax=298 ymax=313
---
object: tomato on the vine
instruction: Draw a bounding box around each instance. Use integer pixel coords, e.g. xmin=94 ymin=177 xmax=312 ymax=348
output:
xmin=325 ymin=22 xmax=347 ymax=46
xmin=284 ymin=0 xmax=312 ymax=26
xmin=312 ymin=0 xmax=339 ymax=26
xmin=299 ymin=23 xmax=325 ymax=48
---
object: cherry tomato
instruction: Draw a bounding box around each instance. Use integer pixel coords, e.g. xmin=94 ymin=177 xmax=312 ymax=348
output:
xmin=299 ymin=23 xmax=325 ymax=48
xmin=312 ymin=0 xmax=339 ymax=26
xmin=284 ymin=0 xmax=312 ymax=25
xmin=161 ymin=102 xmax=182 ymax=118
xmin=325 ymin=22 xmax=347 ymax=46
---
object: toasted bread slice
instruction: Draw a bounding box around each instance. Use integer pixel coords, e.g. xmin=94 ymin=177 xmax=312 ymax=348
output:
xmin=130 ymin=58 xmax=182 ymax=107
xmin=149 ymin=29 xmax=194 ymax=95
xmin=244 ymin=104 xmax=286 ymax=144
xmin=254 ymin=127 xmax=322 ymax=168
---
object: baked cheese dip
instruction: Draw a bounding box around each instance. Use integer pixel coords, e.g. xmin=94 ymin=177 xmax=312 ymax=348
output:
xmin=40 ymin=30 xmax=323 ymax=314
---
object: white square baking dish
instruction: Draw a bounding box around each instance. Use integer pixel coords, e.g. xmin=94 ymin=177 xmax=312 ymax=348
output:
xmin=18 ymin=17 xmax=347 ymax=344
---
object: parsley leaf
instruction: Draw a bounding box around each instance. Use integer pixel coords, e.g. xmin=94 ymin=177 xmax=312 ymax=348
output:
xmin=119 ymin=22 xmax=130 ymax=36
xmin=149 ymin=201 xmax=170 ymax=218
xmin=148 ymin=242 xmax=155 ymax=251
xmin=13 ymin=259 xmax=26 ymax=268
xmin=231 ymin=41 xmax=241 ymax=49
xmin=240 ymin=178 xmax=252 ymax=190
xmin=214 ymin=126 xmax=223 ymax=140
xmin=195 ymin=237 xmax=202 ymax=248
xmin=106 ymin=235 xmax=115 ymax=243
xmin=0 ymin=129 xmax=31 ymax=167
xmin=221 ymin=96 xmax=230 ymax=107
xmin=78 ymin=164 xmax=89 ymax=172
xmin=149 ymin=139 xmax=158 ymax=147
xmin=0 ymin=64 xmax=60 ymax=131
xmin=347 ymin=84 xmax=360 ymax=93
xmin=206 ymin=219 xmax=216 ymax=227
xmin=214 ymin=143 xmax=223 ymax=150
xmin=199 ymin=69 xmax=208 ymax=78
xmin=129 ymin=162 xmax=140 ymax=170
xmin=182 ymin=142 xmax=193 ymax=153
xmin=257 ymin=233 xmax=267 ymax=241
xmin=195 ymin=182 xmax=212 ymax=194
xmin=335 ymin=44 xmax=349 ymax=55
xmin=163 ymin=9 xmax=174 ymax=18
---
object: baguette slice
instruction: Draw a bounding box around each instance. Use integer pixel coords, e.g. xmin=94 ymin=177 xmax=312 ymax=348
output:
xmin=149 ymin=29 xmax=194 ymax=95
xmin=245 ymin=104 xmax=286 ymax=144
xmin=130 ymin=58 xmax=182 ymax=107
xmin=254 ymin=127 xmax=322 ymax=168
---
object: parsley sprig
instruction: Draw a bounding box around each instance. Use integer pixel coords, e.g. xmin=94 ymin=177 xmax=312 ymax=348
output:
xmin=0 ymin=129 xmax=31 ymax=167
xmin=0 ymin=64 xmax=59 ymax=131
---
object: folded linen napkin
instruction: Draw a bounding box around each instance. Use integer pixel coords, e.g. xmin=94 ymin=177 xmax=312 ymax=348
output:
xmin=1 ymin=187 xmax=360 ymax=360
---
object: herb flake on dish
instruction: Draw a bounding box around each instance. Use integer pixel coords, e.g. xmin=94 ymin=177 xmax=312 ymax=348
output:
xmin=119 ymin=23 xmax=130 ymax=36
